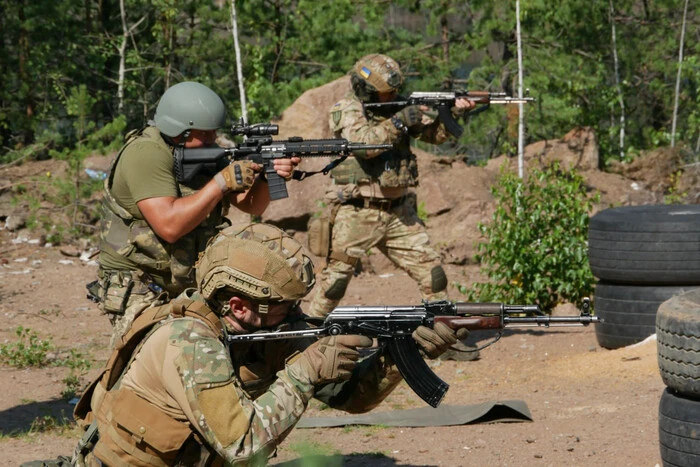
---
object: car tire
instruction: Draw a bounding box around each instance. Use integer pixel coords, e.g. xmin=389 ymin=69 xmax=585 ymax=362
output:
xmin=588 ymin=205 xmax=700 ymax=285
xmin=657 ymin=287 xmax=700 ymax=397
xmin=594 ymin=282 xmax=695 ymax=350
xmin=659 ymin=388 xmax=700 ymax=467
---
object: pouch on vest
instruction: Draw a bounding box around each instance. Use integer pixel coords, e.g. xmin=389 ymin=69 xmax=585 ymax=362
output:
xmin=94 ymin=387 xmax=192 ymax=464
xmin=307 ymin=214 xmax=331 ymax=258
xmin=103 ymin=280 xmax=134 ymax=315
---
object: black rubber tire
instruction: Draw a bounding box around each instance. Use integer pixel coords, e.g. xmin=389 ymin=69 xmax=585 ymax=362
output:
xmin=594 ymin=282 xmax=696 ymax=350
xmin=659 ymin=388 xmax=700 ymax=467
xmin=657 ymin=287 xmax=700 ymax=397
xmin=588 ymin=204 xmax=700 ymax=285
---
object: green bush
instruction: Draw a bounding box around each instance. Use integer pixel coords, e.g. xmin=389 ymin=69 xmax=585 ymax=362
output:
xmin=461 ymin=162 xmax=599 ymax=311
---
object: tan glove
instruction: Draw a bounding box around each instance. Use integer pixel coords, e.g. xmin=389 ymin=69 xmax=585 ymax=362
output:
xmin=286 ymin=335 xmax=373 ymax=386
xmin=213 ymin=160 xmax=257 ymax=194
xmin=412 ymin=322 xmax=470 ymax=359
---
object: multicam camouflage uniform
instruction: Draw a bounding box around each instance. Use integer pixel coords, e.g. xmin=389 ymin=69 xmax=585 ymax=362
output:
xmin=306 ymin=58 xmax=455 ymax=318
xmin=96 ymin=127 xmax=228 ymax=347
xmin=73 ymin=292 xmax=402 ymax=465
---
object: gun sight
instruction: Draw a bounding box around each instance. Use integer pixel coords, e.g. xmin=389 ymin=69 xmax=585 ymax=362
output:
xmin=232 ymin=122 xmax=279 ymax=137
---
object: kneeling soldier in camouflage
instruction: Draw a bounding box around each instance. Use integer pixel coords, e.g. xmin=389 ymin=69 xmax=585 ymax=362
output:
xmin=56 ymin=223 xmax=464 ymax=466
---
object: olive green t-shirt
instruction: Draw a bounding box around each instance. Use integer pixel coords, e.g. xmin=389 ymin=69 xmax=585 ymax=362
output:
xmin=99 ymin=128 xmax=178 ymax=272
xmin=111 ymin=130 xmax=179 ymax=219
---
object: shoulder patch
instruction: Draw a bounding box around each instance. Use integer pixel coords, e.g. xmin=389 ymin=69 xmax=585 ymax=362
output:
xmin=192 ymin=337 xmax=233 ymax=385
xmin=331 ymin=110 xmax=342 ymax=126
xmin=167 ymin=319 xmax=233 ymax=385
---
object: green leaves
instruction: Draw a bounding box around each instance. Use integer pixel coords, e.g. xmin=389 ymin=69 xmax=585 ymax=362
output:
xmin=466 ymin=163 xmax=599 ymax=311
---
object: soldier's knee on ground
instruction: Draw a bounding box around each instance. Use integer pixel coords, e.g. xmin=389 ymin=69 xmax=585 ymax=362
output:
xmin=325 ymin=276 xmax=350 ymax=300
xmin=430 ymin=265 xmax=447 ymax=293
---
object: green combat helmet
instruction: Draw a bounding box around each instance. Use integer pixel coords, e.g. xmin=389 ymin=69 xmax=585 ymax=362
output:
xmin=154 ymin=81 xmax=226 ymax=137
xmin=196 ymin=223 xmax=316 ymax=313
xmin=350 ymin=54 xmax=404 ymax=102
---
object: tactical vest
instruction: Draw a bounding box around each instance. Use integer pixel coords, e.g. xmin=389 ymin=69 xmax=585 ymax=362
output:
xmin=99 ymin=127 xmax=228 ymax=293
xmin=74 ymin=298 xmax=226 ymax=467
xmin=74 ymin=296 xmax=306 ymax=466
xmin=330 ymin=108 xmax=418 ymax=188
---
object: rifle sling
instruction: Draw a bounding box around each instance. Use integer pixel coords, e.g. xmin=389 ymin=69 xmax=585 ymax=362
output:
xmin=292 ymin=156 xmax=348 ymax=181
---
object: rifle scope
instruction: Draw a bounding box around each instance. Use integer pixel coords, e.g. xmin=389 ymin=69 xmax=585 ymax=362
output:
xmin=231 ymin=122 xmax=279 ymax=137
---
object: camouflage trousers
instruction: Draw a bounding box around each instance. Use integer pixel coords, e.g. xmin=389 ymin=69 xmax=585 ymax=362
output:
xmin=306 ymin=198 xmax=448 ymax=318
xmin=98 ymin=270 xmax=169 ymax=348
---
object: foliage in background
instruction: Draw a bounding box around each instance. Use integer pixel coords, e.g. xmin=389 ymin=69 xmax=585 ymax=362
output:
xmin=461 ymin=163 xmax=599 ymax=310
xmin=1 ymin=0 xmax=698 ymax=165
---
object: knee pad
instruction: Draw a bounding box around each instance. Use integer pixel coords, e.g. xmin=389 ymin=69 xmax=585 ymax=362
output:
xmin=430 ymin=265 xmax=448 ymax=293
xmin=325 ymin=276 xmax=350 ymax=300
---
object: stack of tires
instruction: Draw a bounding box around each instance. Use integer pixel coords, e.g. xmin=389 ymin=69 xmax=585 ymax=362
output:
xmin=656 ymin=288 xmax=700 ymax=466
xmin=588 ymin=205 xmax=700 ymax=350
xmin=589 ymin=204 xmax=700 ymax=466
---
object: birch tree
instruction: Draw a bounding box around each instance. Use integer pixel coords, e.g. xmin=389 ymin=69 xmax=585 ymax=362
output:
xmin=671 ymin=0 xmax=689 ymax=148
xmin=609 ymin=0 xmax=625 ymax=159
xmin=230 ymin=0 xmax=248 ymax=124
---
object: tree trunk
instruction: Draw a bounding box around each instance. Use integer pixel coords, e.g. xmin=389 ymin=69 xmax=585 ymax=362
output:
xmin=230 ymin=0 xmax=248 ymax=124
xmin=671 ymin=0 xmax=689 ymax=148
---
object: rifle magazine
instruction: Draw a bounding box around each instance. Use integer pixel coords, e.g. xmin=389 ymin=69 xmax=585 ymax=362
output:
xmin=385 ymin=335 xmax=449 ymax=408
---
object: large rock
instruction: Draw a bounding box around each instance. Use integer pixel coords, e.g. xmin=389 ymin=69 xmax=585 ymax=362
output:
xmin=487 ymin=126 xmax=599 ymax=173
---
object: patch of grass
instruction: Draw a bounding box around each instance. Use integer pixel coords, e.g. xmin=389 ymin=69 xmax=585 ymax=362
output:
xmin=0 ymin=412 xmax=79 ymax=441
xmin=0 ymin=326 xmax=53 ymax=368
xmin=286 ymin=440 xmax=343 ymax=467
xmin=417 ymin=201 xmax=428 ymax=222
xmin=0 ymin=327 xmax=93 ymax=400
xmin=361 ymin=424 xmax=389 ymax=436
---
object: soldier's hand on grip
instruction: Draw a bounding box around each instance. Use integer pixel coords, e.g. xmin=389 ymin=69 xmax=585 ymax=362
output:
xmin=287 ymin=335 xmax=373 ymax=385
xmin=214 ymin=160 xmax=259 ymax=194
xmin=393 ymin=105 xmax=423 ymax=129
xmin=412 ymin=322 xmax=469 ymax=359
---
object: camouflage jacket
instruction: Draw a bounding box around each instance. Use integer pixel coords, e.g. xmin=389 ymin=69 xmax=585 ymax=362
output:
xmin=76 ymin=296 xmax=402 ymax=466
xmin=328 ymin=93 xmax=452 ymax=188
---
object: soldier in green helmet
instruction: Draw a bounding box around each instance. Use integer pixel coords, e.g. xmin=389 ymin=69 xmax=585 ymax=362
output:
xmin=92 ymin=81 xmax=300 ymax=347
xmin=58 ymin=223 xmax=465 ymax=466
xmin=307 ymin=54 xmax=478 ymax=361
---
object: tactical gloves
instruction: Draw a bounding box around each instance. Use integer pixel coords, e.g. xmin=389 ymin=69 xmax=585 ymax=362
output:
xmin=392 ymin=105 xmax=423 ymax=131
xmin=286 ymin=335 xmax=373 ymax=386
xmin=412 ymin=322 xmax=470 ymax=359
xmin=214 ymin=160 xmax=257 ymax=194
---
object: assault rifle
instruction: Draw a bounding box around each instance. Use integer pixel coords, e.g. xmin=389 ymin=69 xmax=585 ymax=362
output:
xmin=227 ymin=298 xmax=599 ymax=408
xmin=174 ymin=121 xmax=392 ymax=200
xmin=364 ymin=90 xmax=536 ymax=138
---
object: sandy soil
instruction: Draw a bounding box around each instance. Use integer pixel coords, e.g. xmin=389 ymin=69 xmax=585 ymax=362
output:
xmin=0 ymin=238 xmax=664 ymax=467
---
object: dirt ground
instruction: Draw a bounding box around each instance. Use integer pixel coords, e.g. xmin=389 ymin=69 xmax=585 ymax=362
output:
xmin=0 ymin=106 xmax=689 ymax=465
xmin=0 ymin=231 xmax=664 ymax=467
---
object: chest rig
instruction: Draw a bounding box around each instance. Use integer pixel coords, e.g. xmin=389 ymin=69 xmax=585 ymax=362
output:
xmin=99 ymin=127 xmax=228 ymax=293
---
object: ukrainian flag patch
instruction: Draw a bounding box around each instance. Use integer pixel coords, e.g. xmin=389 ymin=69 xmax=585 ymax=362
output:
xmin=360 ymin=66 xmax=371 ymax=79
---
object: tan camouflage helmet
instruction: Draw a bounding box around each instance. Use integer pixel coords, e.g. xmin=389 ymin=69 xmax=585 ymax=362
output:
xmin=351 ymin=54 xmax=404 ymax=94
xmin=196 ymin=223 xmax=315 ymax=313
